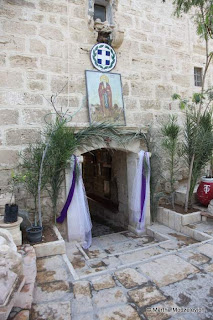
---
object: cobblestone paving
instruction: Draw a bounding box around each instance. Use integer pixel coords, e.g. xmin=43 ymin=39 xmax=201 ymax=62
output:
xmin=31 ymin=224 xmax=213 ymax=320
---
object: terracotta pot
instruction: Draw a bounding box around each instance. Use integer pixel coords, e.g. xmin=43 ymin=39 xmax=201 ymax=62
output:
xmin=197 ymin=177 xmax=213 ymax=206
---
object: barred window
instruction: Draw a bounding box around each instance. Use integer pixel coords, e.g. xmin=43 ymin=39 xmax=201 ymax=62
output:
xmin=194 ymin=67 xmax=202 ymax=87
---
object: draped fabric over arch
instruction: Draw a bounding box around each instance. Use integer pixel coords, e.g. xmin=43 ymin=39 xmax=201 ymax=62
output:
xmin=130 ymin=150 xmax=150 ymax=232
xmin=57 ymin=155 xmax=92 ymax=249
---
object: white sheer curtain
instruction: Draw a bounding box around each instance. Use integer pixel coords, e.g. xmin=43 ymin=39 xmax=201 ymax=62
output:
xmin=130 ymin=150 xmax=150 ymax=232
xmin=67 ymin=157 xmax=92 ymax=249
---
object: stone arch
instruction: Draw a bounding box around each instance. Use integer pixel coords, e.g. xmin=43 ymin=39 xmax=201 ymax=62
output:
xmin=65 ymin=139 xmax=150 ymax=236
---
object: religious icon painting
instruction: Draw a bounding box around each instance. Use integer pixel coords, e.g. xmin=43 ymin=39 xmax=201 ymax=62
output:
xmin=85 ymin=70 xmax=126 ymax=126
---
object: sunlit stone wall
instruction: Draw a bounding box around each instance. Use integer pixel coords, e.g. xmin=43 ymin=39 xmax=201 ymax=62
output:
xmin=0 ymin=0 xmax=212 ymax=213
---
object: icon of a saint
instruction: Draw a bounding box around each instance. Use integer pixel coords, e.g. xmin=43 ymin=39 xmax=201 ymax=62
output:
xmin=98 ymin=75 xmax=112 ymax=115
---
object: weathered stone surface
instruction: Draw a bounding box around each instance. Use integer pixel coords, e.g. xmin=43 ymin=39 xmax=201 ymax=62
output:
xmin=72 ymin=314 xmax=94 ymax=320
xmin=0 ymin=92 xmax=43 ymax=106
xmin=30 ymin=39 xmax=47 ymax=54
xmin=178 ymin=250 xmax=210 ymax=266
xmin=93 ymin=288 xmax=127 ymax=308
xmin=13 ymin=310 xmax=30 ymax=320
xmin=3 ymin=21 xmax=36 ymax=36
xmin=14 ymin=282 xmax=34 ymax=309
xmin=40 ymin=57 xmax=66 ymax=73
xmin=0 ymin=150 xmax=18 ymax=167
xmin=161 ymin=272 xmax=213 ymax=319
xmin=21 ymin=246 xmax=36 ymax=284
xmin=33 ymin=281 xmax=70 ymax=303
xmin=119 ymin=246 xmax=165 ymax=265
xmin=128 ymin=286 xmax=166 ymax=307
xmin=72 ymin=297 xmax=93 ymax=315
xmin=36 ymin=255 xmax=66 ymax=272
xmin=204 ymin=263 xmax=213 ymax=273
xmin=36 ymin=267 xmax=68 ymax=284
xmin=208 ymin=200 xmax=213 ymax=215
xmin=9 ymin=55 xmax=37 ymax=69
xmin=139 ymin=255 xmax=198 ymax=287
xmin=6 ymin=0 xmax=35 ymax=8
xmin=31 ymin=301 xmax=71 ymax=320
xmin=6 ymin=129 xmax=40 ymax=146
xmin=39 ymin=26 xmax=64 ymax=41
xmin=97 ymin=305 xmax=140 ymax=320
xmin=91 ymin=274 xmax=115 ymax=291
xmin=39 ymin=1 xmax=67 ymax=14
xmin=22 ymin=109 xmax=51 ymax=124
xmin=197 ymin=243 xmax=213 ymax=259
xmin=73 ymin=281 xmax=91 ymax=299
xmin=28 ymin=81 xmax=46 ymax=91
xmin=0 ymin=71 xmax=23 ymax=88
xmin=0 ymin=54 xmax=6 ymax=66
xmin=34 ymin=240 xmax=66 ymax=258
xmin=115 ymin=268 xmax=148 ymax=288
xmin=0 ymin=110 xmax=19 ymax=126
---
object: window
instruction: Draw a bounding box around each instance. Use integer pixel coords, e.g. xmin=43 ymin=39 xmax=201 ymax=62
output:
xmin=94 ymin=4 xmax=106 ymax=22
xmin=194 ymin=67 xmax=202 ymax=87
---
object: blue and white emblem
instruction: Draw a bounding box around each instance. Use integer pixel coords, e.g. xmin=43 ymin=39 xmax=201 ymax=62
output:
xmin=90 ymin=43 xmax=117 ymax=72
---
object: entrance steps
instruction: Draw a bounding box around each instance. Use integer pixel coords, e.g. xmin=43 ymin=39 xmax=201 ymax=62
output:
xmin=65 ymin=224 xmax=213 ymax=280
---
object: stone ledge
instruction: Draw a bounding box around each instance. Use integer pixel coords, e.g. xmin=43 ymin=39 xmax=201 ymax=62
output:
xmin=33 ymin=226 xmax=66 ymax=258
xmin=157 ymin=206 xmax=201 ymax=230
xmin=157 ymin=207 xmax=213 ymax=241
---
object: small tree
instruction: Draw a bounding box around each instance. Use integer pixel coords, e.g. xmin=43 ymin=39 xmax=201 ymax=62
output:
xmin=161 ymin=116 xmax=180 ymax=209
xmin=164 ymin=0 xmax=213 ymax=211
xmin=20 ymin=143 xmax=47 ymax=225
xmin=183 ymin=105 xmax=213 ymax=205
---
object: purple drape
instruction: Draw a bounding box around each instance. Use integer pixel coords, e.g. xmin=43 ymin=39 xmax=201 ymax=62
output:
xmin=56 ymin=156 xmax=77 ymax=224
xmin=139 ymin=166 xmax=146 ymax=223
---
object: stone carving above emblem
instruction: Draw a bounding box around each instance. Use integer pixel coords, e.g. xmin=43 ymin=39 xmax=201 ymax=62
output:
xmin=91 ymin=42 xmax=117 ymax=72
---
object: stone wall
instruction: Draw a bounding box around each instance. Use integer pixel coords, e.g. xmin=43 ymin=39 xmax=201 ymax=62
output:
xmin=0 ymin=0 xmax=212 ymax=210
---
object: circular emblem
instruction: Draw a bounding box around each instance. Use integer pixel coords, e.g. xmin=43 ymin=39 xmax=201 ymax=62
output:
xmin=90 ymin=43 xmax=117 ymax=72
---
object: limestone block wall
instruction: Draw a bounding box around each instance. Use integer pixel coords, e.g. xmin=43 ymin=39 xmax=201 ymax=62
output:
xmin=0 ymin=0 xmax=212 ymax=210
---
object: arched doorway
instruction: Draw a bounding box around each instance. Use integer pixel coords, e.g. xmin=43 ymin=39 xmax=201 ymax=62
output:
xmin=64 ymin=139 xmax=151 ymax=241
xmin=82 ymin=148 xmax=129 ymax=236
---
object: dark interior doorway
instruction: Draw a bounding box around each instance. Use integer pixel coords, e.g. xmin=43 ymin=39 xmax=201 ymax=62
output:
xmin=82 ymin=148 xmax=129 ymax=237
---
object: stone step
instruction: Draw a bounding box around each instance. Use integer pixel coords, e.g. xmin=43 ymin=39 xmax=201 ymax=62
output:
xmin=65 ymin=226 xmax=210 ymax=280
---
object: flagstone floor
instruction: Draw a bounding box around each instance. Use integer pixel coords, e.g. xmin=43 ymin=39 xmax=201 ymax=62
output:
xmin=31 ymin=222 xmax=213 ymax=320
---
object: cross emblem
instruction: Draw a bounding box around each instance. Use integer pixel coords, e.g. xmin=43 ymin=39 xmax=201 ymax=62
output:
xmin=97 ymin=49 xmax=111 ymax=66
xmin=90 ymin=43 xmax=117 ymax=72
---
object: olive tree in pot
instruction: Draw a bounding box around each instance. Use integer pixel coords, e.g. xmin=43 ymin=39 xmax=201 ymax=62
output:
xmin=20 ymin=143 xmax=47 ymax=243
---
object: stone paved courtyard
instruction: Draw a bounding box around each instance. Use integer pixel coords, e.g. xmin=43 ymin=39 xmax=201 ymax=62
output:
xmin=31 ymin=223 xmax=213 ymax=320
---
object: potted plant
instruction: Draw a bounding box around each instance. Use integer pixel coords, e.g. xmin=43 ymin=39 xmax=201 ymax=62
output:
xmin=4 ymin=171 xmax=21 ymax=223
xmin=161 ymin=115 xmax=180 ymax=209
xmin=197 ymin=155 xmax=213 ymax=206
xmin=20 ymin=143 xmax=47 ymax=243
